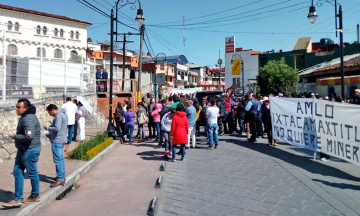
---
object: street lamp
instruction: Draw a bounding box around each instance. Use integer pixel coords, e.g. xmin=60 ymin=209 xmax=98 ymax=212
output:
xmin=307 ymin=0 xmax=345 ymax=99
xmin=217 ymin=57 xmax=223 ymax=91
xmin=154 ymin=53 xmax=167 ymax=103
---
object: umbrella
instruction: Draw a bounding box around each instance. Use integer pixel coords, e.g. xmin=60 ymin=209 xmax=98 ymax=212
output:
xmin=77 ymin=96 xmax=94 ymax=114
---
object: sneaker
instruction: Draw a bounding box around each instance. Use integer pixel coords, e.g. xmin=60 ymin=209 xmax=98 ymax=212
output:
xmin=168 ymin=159 xmax=176 ymax=162
xmin=23 ymin=195 xmax=40 ymax=204
xmin=320 ymin=157 xmax=329 ymax=161
xmin=1 ymin=198 xmax=23 ymax=208
xmin=208 ymin=146 xmax=214 ymax=150
xmin=273 ymin=141 xmax=277 ymax=146
xmin=215 ymin=145 xmax=218 ymax=149
xmin=241 ymin=132 xmax=247 ymax=136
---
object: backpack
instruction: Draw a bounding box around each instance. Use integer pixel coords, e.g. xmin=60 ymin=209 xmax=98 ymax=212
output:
xmin=139 ymin=111 xmax=149 ymax=125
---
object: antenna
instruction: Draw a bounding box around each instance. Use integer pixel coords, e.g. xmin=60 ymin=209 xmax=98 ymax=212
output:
xmin=182 ymin=7 xmax=185 ymax=55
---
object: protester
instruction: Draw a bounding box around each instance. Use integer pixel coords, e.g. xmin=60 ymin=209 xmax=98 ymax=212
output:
xmin=61 ymin=97 xmax=78 ymax=152
xmin=161 ymin=107 xmax=175 ymax=157
xmin=2 ymin=99 xmax=41 ymax=208
xmin=169 ymin=103 xmax=188 ymax=162
xmin=114 ymin=102 xmax=125 ymax=143
xmin=151 ymin=102 xmax=162 ymax=143
xmin=261 ymin=97 xmax=277 ymax=146
xmin=194 ymin=98 xmax=202 ymax=136
xmin=158 ymin=99 xmax=172 ymax=147
xmin=353 ymin=89 xmax=360 ymax=105
xmin=148 ymin=99 xmax=156 ymax=138
xmin=137 ymin=102 xmax=147 ymax=143
xmin=76 ymin=101 xmax=86 ymax=142
xmin=224 ymin=94 xmax=232 ymax=134
xmin=185 ymin=100 xmax=197 ymax=149
xmin=256 ymin=95 xmax=264 ymax=138
xmin=44 ymin=104 xmax=68 ymax=187
xmin=206 ymin=99 xmax=219 ymax=149
xmin=215 ymin=95 xmax=226 ymax=136
xmin=179 ymin=94 xmax=187 ymax=108
xmin=102 ymin=69 xmax=108 ymax=92
xmin=124 ymin=105 xmax=135 ymax=144
xmin=245 ymin=93 xmax=258 ymax=142
xmin=96 ymin=67 xmax=102 ymax=91
xmin=141 ymin=97 xmax=148 ymax=109
xmin=72 ymin=99 xmax=78 ymax=141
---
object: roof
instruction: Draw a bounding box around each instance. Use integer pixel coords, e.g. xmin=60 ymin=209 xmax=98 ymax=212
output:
xmin=0 ymin=4 xmax=92 ymax=25
xmin=143 ymin=55 xmax=188 ymax=64
xmin=293 ymin=37 xmax=311 ymax=50
xmin=298 ymin=53 xmax=360 ymax=77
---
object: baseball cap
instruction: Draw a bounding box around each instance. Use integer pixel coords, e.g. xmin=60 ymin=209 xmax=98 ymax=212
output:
xmin=355 ymin=89 xmax=360 ymax=93
xmin=263 ymin=97 xmax=269 ymax=101
xmin=311 ymin=93 xmax=315 ymax=96
xmin=185 ymin=100 xmax=193 ymax=104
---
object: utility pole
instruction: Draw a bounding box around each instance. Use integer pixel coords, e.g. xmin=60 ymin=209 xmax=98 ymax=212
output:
xmin=137 ymin=25 xmax=144 ymax=103
xmin=217 ymin=50 xmax=222 ymax=91
xmin=338 ymin=5 xmax=345 ymax=99
xmin=116 ymin=33 xmax=133 ymax=91
xmin=107 ymin=9 xmax=116 ymax=135
xmin=182 ymin=7 xmax=185 ymax=55
xmin=40 ymin=40 xmax=43 ymax=99
xmin=2 ymin=29 xmax=6 ymax=101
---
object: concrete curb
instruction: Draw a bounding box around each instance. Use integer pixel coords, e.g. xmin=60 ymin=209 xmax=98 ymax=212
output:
xmin=15 ymin=140 xmax=119 ymax=216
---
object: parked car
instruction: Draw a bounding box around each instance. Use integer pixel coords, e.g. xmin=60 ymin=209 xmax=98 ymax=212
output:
xmin=194 ymin=90 xmax=223 ymax=103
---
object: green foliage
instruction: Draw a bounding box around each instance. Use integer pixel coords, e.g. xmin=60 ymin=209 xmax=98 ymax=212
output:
xmin=189 ymin=83 xmax=195 ymax=88
xmin=68 ymin=132 xmax=109 ymax=161
xmin=86 ymin=137 xmax=113 ymax=159
xmin=257 ymin=58 xmax=299 ymax=95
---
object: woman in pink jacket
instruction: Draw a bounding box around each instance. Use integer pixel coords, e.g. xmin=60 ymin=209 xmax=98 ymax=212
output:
xmin=151 ymin=103 xmax=162 ymax=142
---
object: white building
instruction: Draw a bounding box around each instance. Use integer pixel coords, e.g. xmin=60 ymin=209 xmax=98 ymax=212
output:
xmin=0 ymin=4 xmax=92 ymax=99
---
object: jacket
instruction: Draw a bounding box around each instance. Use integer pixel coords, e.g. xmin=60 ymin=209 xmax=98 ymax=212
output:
xmin=151 ymin=103 xmax=162 ymax=122
xmin=186 ymin=105 xmax=196 ymax=127
xmin=114 ymin=107 xmax=124 ymax=122
xmin=216 ymin=99 xmax=226 ymax=116
xmin=178 ymin=97 xmax=187 ymax=108
xmin=261 ymin=103 xmax=271 ymax=125
xmin=96 ymin=69 xmax=102 ymax=79
xmin=148 ymin=103 xmax=155 ymax=121
xmin=102 ymin=72 xmax=108 ymax=79
xmin=48 ymin=109 xmax=68 ymax=143
xmin=159 ymin=105 xmax=172 ymax=119
xmin=161 ymin=112 xmax=172 ymax=132
xmin=196 ymin=106 xmax=202 ymax=121
xmin=224 ymin=98 xmax=232 ymax=112
xmin=170 ymin=111 xmax=189 ymax=145
xmin=14 ymin=105 xmax=41 ymax=150
xmin=137 ymin=107 xmax=147 ymax=124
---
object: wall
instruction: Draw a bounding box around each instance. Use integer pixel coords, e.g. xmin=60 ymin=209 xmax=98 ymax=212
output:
xmin=0 ymin=93 xmax=106 ymax=163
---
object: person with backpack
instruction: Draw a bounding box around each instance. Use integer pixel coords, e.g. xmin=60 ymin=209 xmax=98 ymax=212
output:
xmin=114 ymin=102 xmax=125 ymax=143
xmin=157 ymin=99 xmax=172 ymax=148
xmin=161 ymin=107 xmax=175 ymax=158
xmin=137 ymin=102 xmax=148 ymax=143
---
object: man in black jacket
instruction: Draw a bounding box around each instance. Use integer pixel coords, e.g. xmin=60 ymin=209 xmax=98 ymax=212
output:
xmin=215 ymin=95 xmax=226 ymax=136
xmin=3 ymin=99 xmax=42 ymax=208
xmin=102 ymin=69 xmax=109 ymax=92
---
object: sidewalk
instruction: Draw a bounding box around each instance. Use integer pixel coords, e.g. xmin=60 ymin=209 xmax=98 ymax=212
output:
xmin=157 ymin=134 xmax=360 ymax=216
xmin=0 ymin=126 xmax=106 ymax=216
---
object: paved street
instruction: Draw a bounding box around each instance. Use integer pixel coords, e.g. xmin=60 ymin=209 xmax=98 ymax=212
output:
xmin=157 ymin=135 xmax=360 ymax=216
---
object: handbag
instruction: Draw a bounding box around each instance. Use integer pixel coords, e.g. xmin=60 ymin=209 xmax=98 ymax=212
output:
xmin=139 ymin=111 xmax=149 ymax=125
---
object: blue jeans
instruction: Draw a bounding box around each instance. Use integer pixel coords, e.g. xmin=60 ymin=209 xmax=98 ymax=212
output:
xmin=155 ymin=122 xmax=161 ymax=141
xmin=13 ymin=146 xmax=41 ymax=200
xmin=67 ymin=125 xmax=74 ymax=144
xmin=96 ymin=81 xmax=101 ymax=91
xmin=208 ymin=123 xmax=219 ymax=147
xmin=238 ymin=117 xmax=245 ymax=133
xmin=125 ymin=124 xmax=135 ymax=142
xmin=52 ymin=143 xmax=66 ymax=181
xmin=172 ymin=144 xmax=185 ymax=160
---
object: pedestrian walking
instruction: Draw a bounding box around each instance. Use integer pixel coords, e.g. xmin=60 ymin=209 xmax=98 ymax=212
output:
xmin=161 ymin=108 xmax=175 ymax=157
xmin=169 ymin=103 xmax=188 ymax=162
xmin=215 ymin=95 xmax=225 ymax=136
xmin=124 ymin=105 xmax=135 ymax=144
xmin=114 ymin=102 xmax=125 ymax=143
xmin=185 ymin=100 xmax=196 ymax=149
xmin=76 ymin=102 xmax=86 ymax=142
xmin=245 ymin=93 xmax=259 ymax=142
xmin=61 ymin=97 xmax=78 ymax=152
xmin=261 ymin=97 xmax=277 ymax=146
xmin=206 ymin=99 xmax=219 ymax=149
xmin=137 ymin=102 xmax=147 ymax=143
xmin=44 ymin=104 xmax=68 ymax=187
xmin=2 ymin=99 xmax=41 ymax=208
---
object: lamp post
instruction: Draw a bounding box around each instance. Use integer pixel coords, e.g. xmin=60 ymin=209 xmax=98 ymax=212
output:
xmin=154 ymin=53 xmax=167 ymax=103
xmin=307 ymin=0 xmax=345 ymax=99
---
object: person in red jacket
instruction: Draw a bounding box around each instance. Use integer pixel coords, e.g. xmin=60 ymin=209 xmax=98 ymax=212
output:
xmin=169 ymin=103 xmax=188 ymax=162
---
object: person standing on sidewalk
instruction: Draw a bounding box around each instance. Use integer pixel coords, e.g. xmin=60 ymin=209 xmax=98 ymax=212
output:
xmin=245 ymin=93 xmax=258 ymax=143
xmin=137 ymin=102 xmax=147 ymax=143
xmin=101 ymin=69 xmax=108 ymax=92
xmin=161 ymin=108 xmax=175 ymax=158
xmin=124 ymin=105 xmax=135 ymax=144
xmin=151 ymin=103 xmax=162 ymax=143
xmin=114 ymin=102 xmax=125 ymax=143
xmin=61 ymin=97 xmax=78 ymax=152
xmin=206 ymin=99 xmax=219 ymax=150
xmin=72 ymin=99 xmax=78 ymax=141
xmin=169 ymin=103 xmax=188 ymax=162
xmin=44 ymin=104 xmax=68 ymax=187
xmin=2 ymin=99 xmax=41 ymax=208
xmin=185 ymin=100 xmax=196 ymax=149
xmin=261 ymin=97 xmax=277 ymax=146
xmin=157 ymin=99 xmax=172 ymax=148
xmin=96 ymin=67 xmax=102 ymax=92
xmin=76 ymin=102 xmax=86 ymax=142
xmin=215 ymin=95 xmax=225 ymax=136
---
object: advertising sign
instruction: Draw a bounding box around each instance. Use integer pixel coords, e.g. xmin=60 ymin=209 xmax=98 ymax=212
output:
xmin=231 ymin=57 xmax=241 ymax=75
xmin=225 ymin=36 xmax=235 ymax=53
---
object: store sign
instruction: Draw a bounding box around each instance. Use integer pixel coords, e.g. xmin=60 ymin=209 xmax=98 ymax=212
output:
xmin=225 ymin=36 xmax=235 ymax=53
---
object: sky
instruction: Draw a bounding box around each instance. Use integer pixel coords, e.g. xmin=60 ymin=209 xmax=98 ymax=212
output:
xmin=3 ymin=0 xmax=360 ymax=67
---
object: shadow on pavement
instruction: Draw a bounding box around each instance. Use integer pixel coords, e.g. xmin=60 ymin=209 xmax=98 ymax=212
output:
xmin=312 ymin=179 xmax=360 ymax=190
xmin=23 ymin=173 xmax=55 ymax=184
xmin=136 ymin=151 xmax=166 ymax=161
xmin=225 ymin=138 xmax=360 ymax=182
xmin=0 ymin=189 xmax=12 ymax=202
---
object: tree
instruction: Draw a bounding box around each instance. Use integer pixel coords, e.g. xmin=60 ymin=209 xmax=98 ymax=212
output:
xmin=189 ymin=83 xmax=195 ymax=88
xmin=257 ymin=58 xmax=299 ymax=95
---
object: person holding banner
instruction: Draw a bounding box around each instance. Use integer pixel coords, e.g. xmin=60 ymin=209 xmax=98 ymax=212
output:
xmin=261 ymin=97 xmax=277 ymax=146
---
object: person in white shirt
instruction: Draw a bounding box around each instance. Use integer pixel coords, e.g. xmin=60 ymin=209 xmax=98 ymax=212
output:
xmin=206 ymin=99 xmax=219 ymax=150
xmin=61 ymin=97 xmax=78 ymax=152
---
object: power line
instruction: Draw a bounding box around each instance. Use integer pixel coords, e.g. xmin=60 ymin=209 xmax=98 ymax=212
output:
xmin=87 ymin=21 xmax=109 ymax=30
xmin=76 ymin=0 xmax=109 ymax=18
xmin=101 ymin=0 xmax=113 ymax=8
xmin=91 ymin=0 xmax=112 ymax=11
xmin=145 ymin=29 xmax=155 ymax=55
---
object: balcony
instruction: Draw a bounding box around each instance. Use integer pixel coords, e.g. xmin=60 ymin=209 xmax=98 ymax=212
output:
xmin=167 ymin=70 xmax=175 ymax=76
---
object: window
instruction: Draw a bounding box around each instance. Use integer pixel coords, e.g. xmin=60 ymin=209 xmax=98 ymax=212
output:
xmin=36 ymin=25 xmax=41 ymax=34
xmin=75 ymin=31 xmax=79 ymax=39
xmin=160 ymin=65 xmax=164 ymax=70
xmin=170 ymin=77 xmax=173 ymax=82
xmin=36 ymin=47 xmax=46 ymax=57
xmin=70 ymin=30 xmax=74 ymax=39
xmin=43 ymin=26 xmax=47 ymax=35
xmin=60 ymin=29 xmax=64 ymax=37
xmin=54 ymin=49 xmax=63 ymax=59
xmin=15 ymin=22 xmax=19 ymax=31
xmin=7 ymin=44 xmax=18 ymax=55
xmin=71 ymin=50 xmax=78 ymax=55
xmin=7 ymin=21 xmax=12 ymax=30
xmin=54 ymin=28 xmax=58 ymax=37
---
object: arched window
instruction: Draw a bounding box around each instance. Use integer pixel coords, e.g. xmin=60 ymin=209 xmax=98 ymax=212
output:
xmin=15 ymin=22 xmax=19 ymax=31
xmin=7 ymin=44 xmax=18 ymax=55
xmin=70 ymin=30 xmax=74 ymax=39
xmin=36 ymin=47 xmax=46 ymax=57
xmin=60 ymin=29 xmax=64 ymax=37
xmin=71 ymin=50 xmax=78 ymax=55
xmin=54 ymin=28 xmax=58 ymax=37
xmin=75 ymin=31 xmax=79 ymax=39
xmin=7 ymin=21 xmax=12 ymax=31
xmin=36 ymin=25 xmax=41 ymax=34
xmin=43 ymin=26 xmax=47 ymax=35
xmin=54 ymin=49 xmax=63 ymax=59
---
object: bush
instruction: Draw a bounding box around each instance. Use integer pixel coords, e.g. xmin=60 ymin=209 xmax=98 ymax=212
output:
xmin=86 ymin=137 xmax=113 ymax=159
xmin=68 ymin=132 xmax=109 ymax=160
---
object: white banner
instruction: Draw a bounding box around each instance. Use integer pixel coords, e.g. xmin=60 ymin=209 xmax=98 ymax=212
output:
xmin=271 ymin=97 xmax=360 ymax=166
